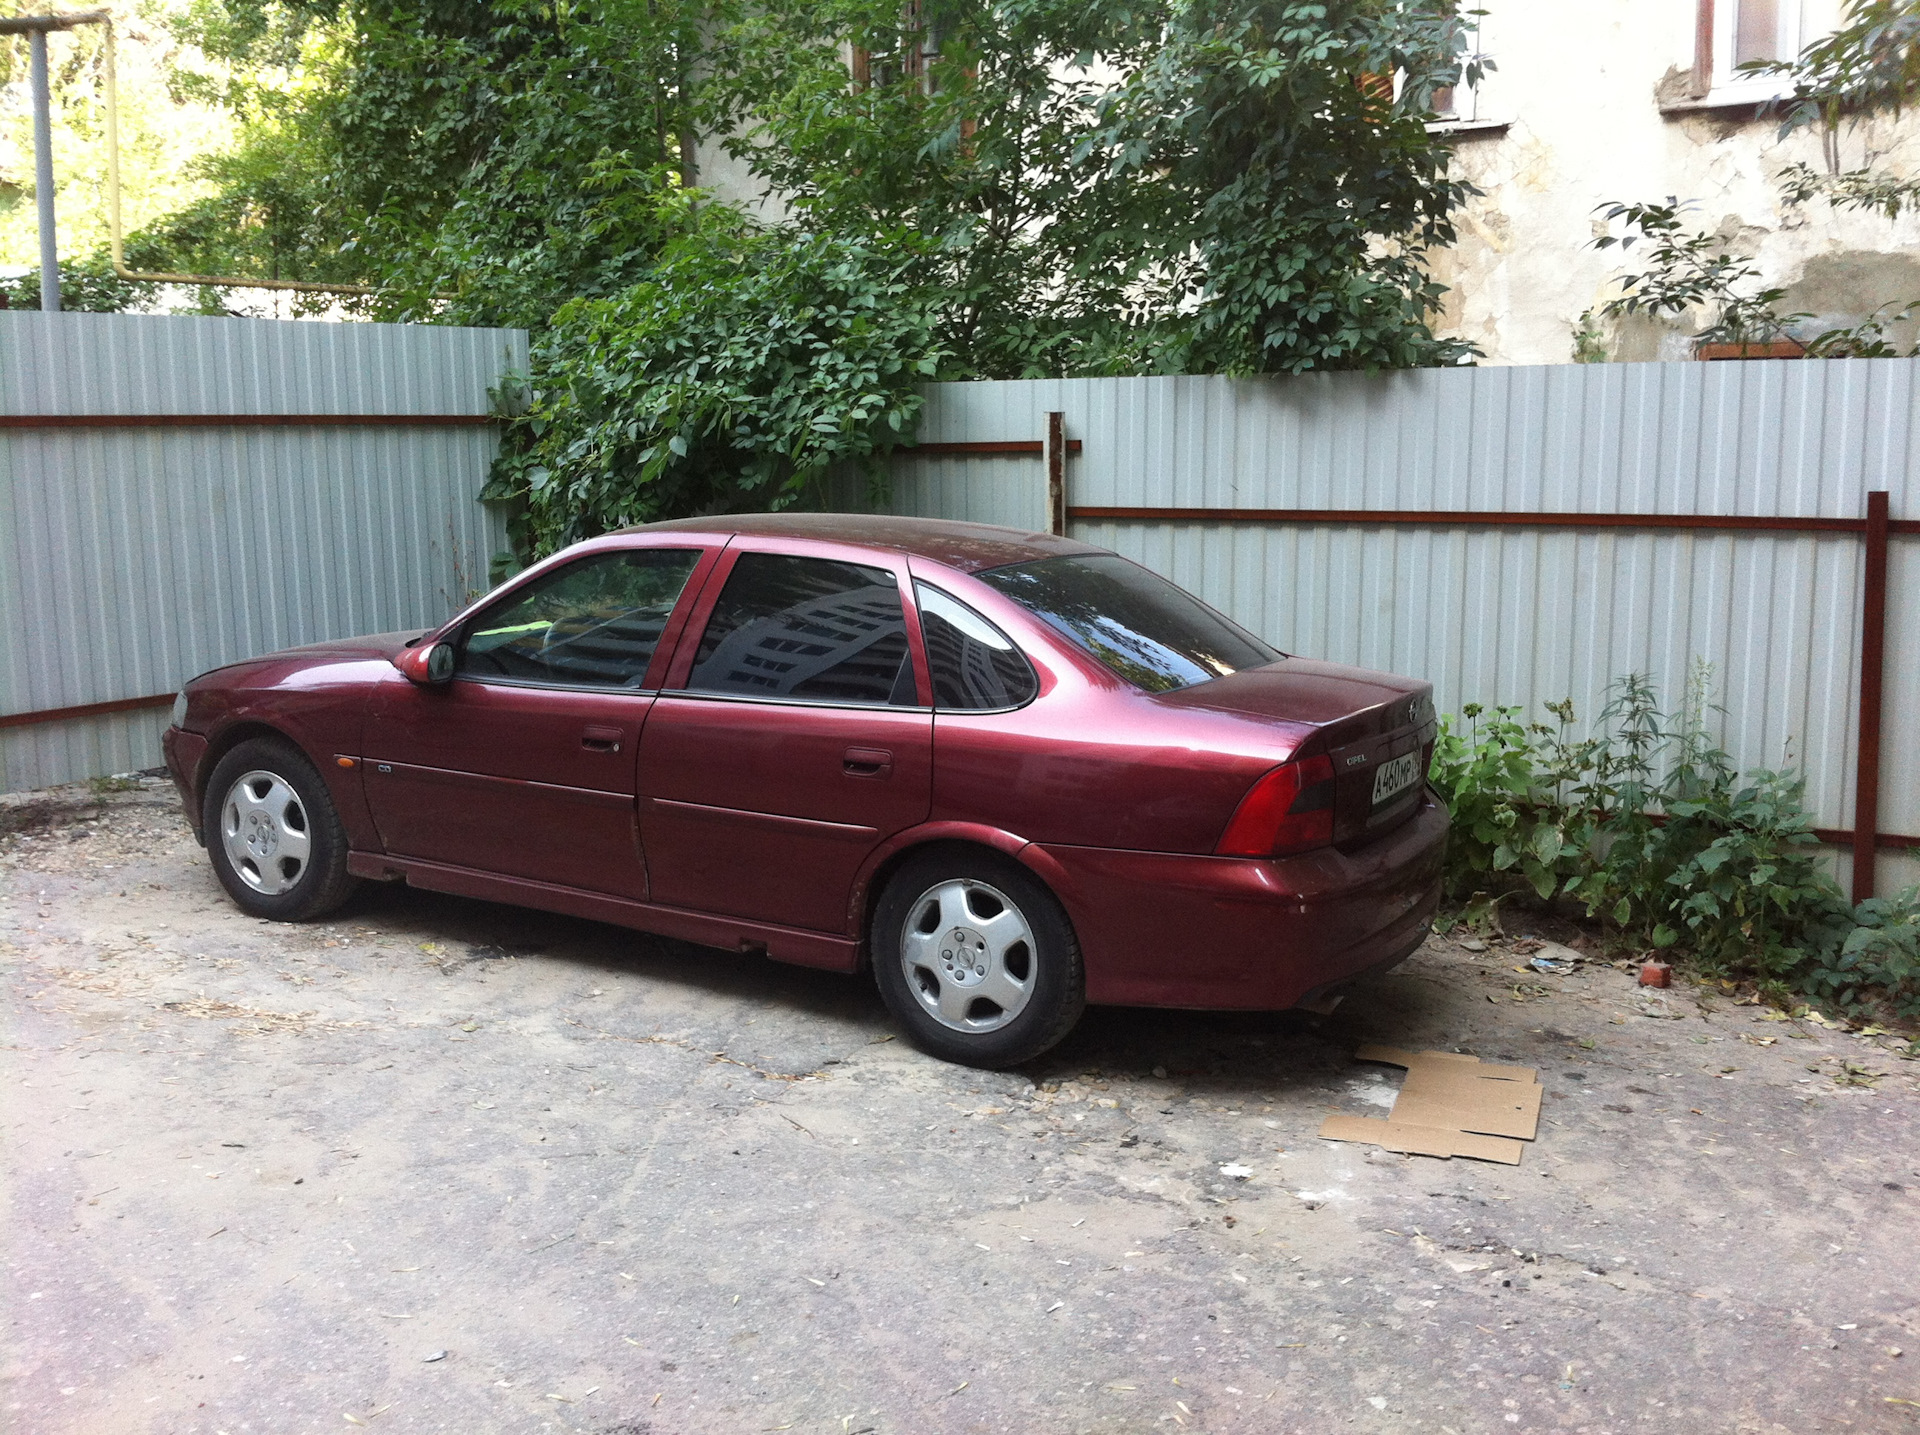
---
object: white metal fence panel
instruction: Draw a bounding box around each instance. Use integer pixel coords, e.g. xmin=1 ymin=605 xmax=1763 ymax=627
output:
xmin=1 ymin=312 xmax=526 ymax=794
xmin=840 ymin=361 xmax=1919 ymax=893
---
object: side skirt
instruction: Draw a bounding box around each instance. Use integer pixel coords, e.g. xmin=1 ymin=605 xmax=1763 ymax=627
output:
xmin=345 ymin=852 xmax=859 ymax=972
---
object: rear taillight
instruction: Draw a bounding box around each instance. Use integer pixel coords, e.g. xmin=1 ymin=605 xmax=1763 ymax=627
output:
xmin=1216 ymin=753 xmax=1338 ymax=858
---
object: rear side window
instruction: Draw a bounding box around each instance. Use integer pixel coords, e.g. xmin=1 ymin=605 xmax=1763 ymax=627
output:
xmin=686 ymin=553 xmax=917 ymax=706
xmin=977 ymin=553 xmax=1280 ymax=693
xmin=460 ymin=547 xmax=701 ymax=687
xmin=915 ymin=583 xmax=1037 ymax=711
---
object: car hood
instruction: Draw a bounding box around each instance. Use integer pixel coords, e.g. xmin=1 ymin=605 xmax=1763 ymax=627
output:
xmin=269 ymin=630 xmax=430 ymax=663
xmin=190 ymin=629 xmax=428 ymax=685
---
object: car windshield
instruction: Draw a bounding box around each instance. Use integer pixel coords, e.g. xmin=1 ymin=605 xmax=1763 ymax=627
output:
xmin=976 ymin=553 xmax=1281 ymax=693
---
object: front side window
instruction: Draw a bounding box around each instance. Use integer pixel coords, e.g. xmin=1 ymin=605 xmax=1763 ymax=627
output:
xmin=977 ymin=553 xmax=1280 ymax=694
xmin=459 ymin=547 xmax=702 ymax=688
xmin=686 ymin=553 xmax=917 ymax=706
xmin=916 ymin=583 xmax=1037 ymax=711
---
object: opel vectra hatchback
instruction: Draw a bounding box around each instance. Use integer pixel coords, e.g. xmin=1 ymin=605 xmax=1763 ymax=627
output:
xmin=163 ymin=514 xmax=1445 ymax=1067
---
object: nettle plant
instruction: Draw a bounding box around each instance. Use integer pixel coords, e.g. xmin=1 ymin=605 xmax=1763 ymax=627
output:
xmin=1428 ymin=668 xmax=1905 ymax=1013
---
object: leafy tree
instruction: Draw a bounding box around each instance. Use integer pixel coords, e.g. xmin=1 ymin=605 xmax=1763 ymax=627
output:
xmin=486 ymin=205 xmax=948 ymax=555
xmin=0 ymin=256 xmax=158 ymax=312
xmin=153 ymin=0 xmax=703 ymax=323
xmin=1590 ymin=197 xmax=1805 ymax=348
xmin=705 ymin=0 xmax=1480 ymax=376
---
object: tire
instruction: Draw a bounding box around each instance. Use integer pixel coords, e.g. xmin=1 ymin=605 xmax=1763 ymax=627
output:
xmin=201 ymin=737 xmax=358 ymax=921
xmin=871 ymin=847 xmax=1085 ymax=1069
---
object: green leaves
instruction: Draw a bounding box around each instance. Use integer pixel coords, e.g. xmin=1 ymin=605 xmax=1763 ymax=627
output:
xmin=703 ymin=0 xmax=1479 ymax=378
xmin=487 ymin=213 xmax=947 ymax=555
xmin=1431 ymin=670 xmax=1893 ymax=1012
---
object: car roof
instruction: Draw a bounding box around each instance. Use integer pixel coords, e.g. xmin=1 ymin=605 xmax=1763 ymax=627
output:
xmin=620 ymin=512 xmax=1105 ymax=575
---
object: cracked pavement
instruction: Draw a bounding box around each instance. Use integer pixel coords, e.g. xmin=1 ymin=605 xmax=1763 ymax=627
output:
xmin=4 ymin=778 xmax=1918 ymax=1434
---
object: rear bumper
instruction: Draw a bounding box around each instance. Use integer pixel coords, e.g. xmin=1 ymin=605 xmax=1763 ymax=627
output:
xmin=1036 ymin=791 xmax=1447 ymax=1010
xmin=161 ymin=726 xmax=208 ymax=842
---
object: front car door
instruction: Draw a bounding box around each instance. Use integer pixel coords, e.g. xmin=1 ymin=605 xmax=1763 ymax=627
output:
xmin=635 ymin=542 xmax=934 ymax=934
xmin=363 ymin=543 xmax=715 ymax=898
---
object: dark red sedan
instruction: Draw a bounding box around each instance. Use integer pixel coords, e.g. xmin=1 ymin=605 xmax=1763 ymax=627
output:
xmin=163 ymin=514 xmax=1444 ymax=1067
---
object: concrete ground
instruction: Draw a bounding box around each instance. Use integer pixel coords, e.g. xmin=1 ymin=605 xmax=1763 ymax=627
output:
xmin=3 ymin=777 xmax=1917 ymax=1435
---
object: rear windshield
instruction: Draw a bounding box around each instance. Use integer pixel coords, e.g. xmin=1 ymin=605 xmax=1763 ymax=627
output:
xmin=977 ymin=553 xmax=1281 ymax=693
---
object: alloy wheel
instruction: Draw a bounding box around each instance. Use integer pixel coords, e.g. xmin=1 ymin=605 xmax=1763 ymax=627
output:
xmin=220 ymin=769 xmax=312 ymax=895
xmin=899 ymin=878 xmax=1036 ymax=1033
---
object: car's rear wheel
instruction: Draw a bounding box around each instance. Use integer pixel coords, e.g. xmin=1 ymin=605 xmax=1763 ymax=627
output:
xmin=872 ymin=848 xmax=1084 ymax=1068
xmin=202 ymin=737 xmax=357 ymax=921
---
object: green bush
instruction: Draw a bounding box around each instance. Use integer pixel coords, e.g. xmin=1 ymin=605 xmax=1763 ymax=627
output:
xmin=483 ymin=206 xmax=947 ymax=557
xmin=1806 ymin=891 xmax=1920 ymax=1019
xmin=1431 ymin=669 xmax=1909 ymax=1018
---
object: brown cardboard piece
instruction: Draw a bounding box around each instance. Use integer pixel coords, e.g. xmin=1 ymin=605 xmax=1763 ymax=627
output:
xmin=1316 ymin=1044 xmax=1542 ymax=1165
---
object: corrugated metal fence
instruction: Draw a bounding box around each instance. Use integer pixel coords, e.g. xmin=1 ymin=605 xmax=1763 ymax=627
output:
xmin=1 ymin=312 xmax=526 ymax=793
xmin=840 ymin=361 xmax=1919 ymax=897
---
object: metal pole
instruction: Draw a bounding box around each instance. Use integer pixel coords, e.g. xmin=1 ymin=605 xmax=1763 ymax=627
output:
xmin=1852 ymin=489 xmax=1890 ymax=903
xmin=1045 ymin=411 xmax=1067 ymax=537
xmin=30 ymin=26 xmax=60 ymax=312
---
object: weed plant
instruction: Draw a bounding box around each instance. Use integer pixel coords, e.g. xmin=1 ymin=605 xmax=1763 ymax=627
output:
xmin=1430 ymin=666 xmax=1919 ymax=1019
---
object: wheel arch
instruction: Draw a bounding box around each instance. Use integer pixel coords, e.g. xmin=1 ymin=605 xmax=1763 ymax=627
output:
xmin=848 ymin=823 xmax=1085 ymax=972
xmin=195 ymin=720 xmax=306 ymax=814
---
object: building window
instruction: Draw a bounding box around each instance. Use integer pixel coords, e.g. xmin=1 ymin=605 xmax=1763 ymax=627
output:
xmin=1693 ymin=0 xmax=1815 ymax=103
xmin=1421 ymin=16 xmax=1500 ymax=132
xmin=1429 ymin=16 xmax=1486 ymax=125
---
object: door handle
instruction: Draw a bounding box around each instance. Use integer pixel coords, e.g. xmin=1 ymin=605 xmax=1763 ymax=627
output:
xmin=581 ymin=724 xmax=623 ymax=753
xmin=843 ymin=746 xmax=892 ymax=777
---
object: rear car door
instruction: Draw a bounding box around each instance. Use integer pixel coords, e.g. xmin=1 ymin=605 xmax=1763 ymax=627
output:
xmin=636 ymin=542 xmax=933 ymax=934
xmin=363 ymin=543 xmax=715 ymax=898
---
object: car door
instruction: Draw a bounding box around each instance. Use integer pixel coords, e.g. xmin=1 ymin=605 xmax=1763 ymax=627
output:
xmin=635 ymin=542 xmax=933 ymax=934
xmin=363 ymin=543 xmax=716 ymax=898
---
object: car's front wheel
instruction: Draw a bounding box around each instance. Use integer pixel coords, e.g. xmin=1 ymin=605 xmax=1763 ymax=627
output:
xmin=872 ymin=848 xmax=1084 ymax=1068
xmin=202 ymin=737 xmax=357 ymax=921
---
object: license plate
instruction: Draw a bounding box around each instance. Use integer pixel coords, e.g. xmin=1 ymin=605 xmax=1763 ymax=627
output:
xmin=1371 ymin=752 xmax=1420 ymax=806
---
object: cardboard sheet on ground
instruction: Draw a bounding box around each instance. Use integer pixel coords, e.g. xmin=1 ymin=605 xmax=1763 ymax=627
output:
xmin=1318 ymin=1044 xmax=1541 ymax=1164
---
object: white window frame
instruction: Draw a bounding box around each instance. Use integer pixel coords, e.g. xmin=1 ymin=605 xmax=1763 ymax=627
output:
xmin=1423 ymin=16 xmax=1500 ymax=132
xmin=1701 ymin=0 xmax=1807 ymax=104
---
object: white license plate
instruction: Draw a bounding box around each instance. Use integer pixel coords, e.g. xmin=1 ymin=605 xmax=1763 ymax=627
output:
xmin=1371 ymin=752 xmax=1420 ymax=806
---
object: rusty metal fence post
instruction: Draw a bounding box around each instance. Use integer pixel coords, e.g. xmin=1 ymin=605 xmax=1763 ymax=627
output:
xmin=1854 ymin=490 xmax=1890 ymax=902
xmin=1045 ymin=411 xmax=1067 ymax=537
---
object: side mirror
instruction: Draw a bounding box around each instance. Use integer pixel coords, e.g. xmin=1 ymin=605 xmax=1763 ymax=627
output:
xmin=394 ymin=641 xmax=456 ymax=686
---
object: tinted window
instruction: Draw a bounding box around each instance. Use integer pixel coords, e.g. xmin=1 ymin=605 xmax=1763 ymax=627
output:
xmin=977 ymin=553 xmax=1280 ymax=693
xmin=916 ymin=583 xmax=1037 ymax=711
xmin=459 ymin=548 xmax=701 ymax=688
xmin=687 ymin=553 xmax=916 ymax=706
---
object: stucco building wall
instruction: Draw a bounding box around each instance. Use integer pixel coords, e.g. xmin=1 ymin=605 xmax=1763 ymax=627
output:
xmin=1435 ymin=0 xmax=1920 ymax=365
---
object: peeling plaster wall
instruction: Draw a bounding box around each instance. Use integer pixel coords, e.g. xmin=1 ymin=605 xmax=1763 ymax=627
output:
xmin=1437 ymin=0 xmax=1920 ymax=365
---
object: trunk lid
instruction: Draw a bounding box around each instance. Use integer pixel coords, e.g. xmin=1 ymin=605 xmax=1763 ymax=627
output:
xmin=1156 ymin=659 xmax=1439 ymax=847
